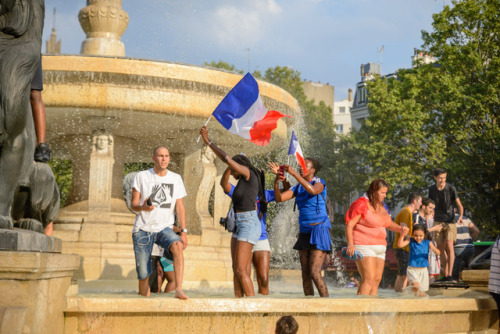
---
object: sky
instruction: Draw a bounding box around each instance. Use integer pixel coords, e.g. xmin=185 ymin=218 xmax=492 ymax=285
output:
xmin=42 ymin=0 xmax=450 ymax=100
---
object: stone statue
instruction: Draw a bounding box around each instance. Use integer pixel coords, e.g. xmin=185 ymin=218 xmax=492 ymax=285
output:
xmin=201 ymin=144 xmax=216 ymax=164
xmin=0 ymin=0 xmax=59 ymax=232
xmin=92 ymin=131 xmax=114 ymax=156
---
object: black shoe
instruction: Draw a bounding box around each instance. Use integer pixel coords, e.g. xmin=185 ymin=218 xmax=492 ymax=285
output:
xmin=446 ymin=276 xmax=457 ymax=283
xmin=34 ymin=143 xmax=51 ymax=163
xmin=435 ymin=276 xmax=447 ymax=282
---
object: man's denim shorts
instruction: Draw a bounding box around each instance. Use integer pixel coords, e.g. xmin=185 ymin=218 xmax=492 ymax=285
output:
xmin=132 ymin=227 xmax=181 ymax=280
xmin=232 ymin=210 xmax=261 ymax=245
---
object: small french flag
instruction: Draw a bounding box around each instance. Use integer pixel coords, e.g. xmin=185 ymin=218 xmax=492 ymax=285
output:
xmin=288 ymin=130 xmax=308 ymax=174
xmin=212 ymin=73 xmax=290 ymax=146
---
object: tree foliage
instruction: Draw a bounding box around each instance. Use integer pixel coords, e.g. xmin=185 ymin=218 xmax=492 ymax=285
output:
xmin=344 ymin=0 xmax=499 ymax=235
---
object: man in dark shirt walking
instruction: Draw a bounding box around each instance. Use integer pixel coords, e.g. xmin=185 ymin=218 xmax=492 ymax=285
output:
xmin=428 ymin=168 xmax=464 ymax=282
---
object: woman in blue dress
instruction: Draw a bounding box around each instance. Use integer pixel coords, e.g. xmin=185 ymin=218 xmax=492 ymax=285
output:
xmin=271 ymin=158 xmax=331 ymax=297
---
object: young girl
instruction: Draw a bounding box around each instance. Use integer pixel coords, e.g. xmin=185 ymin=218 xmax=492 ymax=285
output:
xmin=398 ymin=224 xmax=441 ymax=296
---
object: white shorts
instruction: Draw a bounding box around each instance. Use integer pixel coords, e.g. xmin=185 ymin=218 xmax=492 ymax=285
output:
xmin=354 ymin=245 xmax=386 ymax=260
xmin=253 ymin=238 xmax=271 ymax=252
xmin=407 ymin=266 xmax=430 ymax=292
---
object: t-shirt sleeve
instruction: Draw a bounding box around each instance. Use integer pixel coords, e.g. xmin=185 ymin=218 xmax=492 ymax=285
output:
xmin=450 ymin=184 xmax=458 ymax=201
xmin=132 ymin=172 xmax=142 ymax=194
xmin=397 ymin=209 xmax=412 ymax=225
xmin=345 ymin=197 xmax=368 ymax=223
xmin=291 ymin=184 xmax=298 ymax=196
xmin=175 ymin=175 xmax=187 ymax=199
xmin=265 ymin=189 xmax=275 ymax=203
xmin=227 ymin=184 xmax=235 ymax=198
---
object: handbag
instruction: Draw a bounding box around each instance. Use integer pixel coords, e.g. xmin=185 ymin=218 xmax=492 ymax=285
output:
xmin=219 ymin=204 xmax=236 ymax=232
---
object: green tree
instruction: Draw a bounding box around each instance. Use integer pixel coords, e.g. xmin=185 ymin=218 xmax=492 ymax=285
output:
xmin=346 ymin=0 xmax=499 ymax=235
xmin=421 ymin=0 xmax=500 ymax=236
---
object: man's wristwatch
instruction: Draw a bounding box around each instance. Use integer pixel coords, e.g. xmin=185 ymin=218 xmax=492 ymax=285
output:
xmin=181 ymin=229 xmax=188 ymax=233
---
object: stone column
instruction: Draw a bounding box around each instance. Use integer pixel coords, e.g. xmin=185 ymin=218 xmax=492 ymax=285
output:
xmin=182 ymin=146 xmax=218 ymax=243
xmin=80 ymin=131 xmax=117 ymax=242
xmin=88 ymin=131 xmax=114 ymax=220
xmin=78 ymin=0 xmax=129 ymax=57
xmin=0 ymin=229 xmax=79 ymax=334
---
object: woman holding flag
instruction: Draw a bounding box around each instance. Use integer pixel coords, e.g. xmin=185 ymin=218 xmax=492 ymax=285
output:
xmin=199 ymin=126 xmax=266 ymax=297
xmin=271 ymin=157 xmax=332 ymax=298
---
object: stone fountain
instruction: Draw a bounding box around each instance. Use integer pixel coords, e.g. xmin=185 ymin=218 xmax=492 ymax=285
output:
xmin=2 ymin=1 xmax=498 ymax=333
xmin=45 ymin=0 xmax=298 ymax=288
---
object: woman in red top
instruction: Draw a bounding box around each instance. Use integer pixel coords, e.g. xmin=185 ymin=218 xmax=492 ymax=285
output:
xmin=345 ymin=179 xmax=408 ymax=295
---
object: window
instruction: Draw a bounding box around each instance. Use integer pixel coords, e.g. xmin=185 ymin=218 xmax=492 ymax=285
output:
xmin=339 ymin=106 xmax=346 ymax=113
xmin=336 ymin=124 xmax=344 ymax=134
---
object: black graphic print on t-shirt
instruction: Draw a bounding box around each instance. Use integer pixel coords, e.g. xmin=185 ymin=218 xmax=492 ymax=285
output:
xmin=150 ymin=183 xmax=173 ymax=209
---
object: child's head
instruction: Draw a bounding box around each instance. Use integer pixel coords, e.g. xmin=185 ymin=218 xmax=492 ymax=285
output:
xmin=412 ymin=224 xmax=426 ymax=243
xmin=275 ymin=316 xmax=298 ymax=334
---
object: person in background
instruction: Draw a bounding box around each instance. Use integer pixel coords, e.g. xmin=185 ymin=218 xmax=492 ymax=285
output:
xmin=428 ymin=168 xmax=464 ymax=282
xmin=275 ymin=315 xmax=298 ymax=334
xmin=392 ymin=193 xmax=422 ymax=292
xmin=148 ymin=243 xmax=177 ymax=293
xmin=452 ymin=214 xmax=479 ymax=281
xmin=488 ymin=234 xmax=500 ymax=334
xmin=412 ymin=198 xmax=442 ymax=283
xmin=345 ymin=179 xmax=409 ymax=295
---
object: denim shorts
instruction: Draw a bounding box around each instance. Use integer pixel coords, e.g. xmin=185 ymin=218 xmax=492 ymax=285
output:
xmin=132 ymin=227 xmax=181 ymax=280
xmin=231 ymin=210 xmax=261 ymax=245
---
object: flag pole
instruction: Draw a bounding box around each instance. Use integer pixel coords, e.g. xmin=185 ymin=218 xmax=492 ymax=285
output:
xmin=196 ymin=115 xmax=212 ymax=143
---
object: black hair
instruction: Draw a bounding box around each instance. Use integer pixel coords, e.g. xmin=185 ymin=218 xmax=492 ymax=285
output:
xmin=413 ymin=224 xmax=427 ymax=234
xmin=275 ymin=316 xmax=298 ymax=334
xmin=422 ymin=197 xmax=435 ymax=207
xmin=232 ymin=155 xmax=267 ymax=218
xmin=407 ymin=192 xmax=421 ymax=204
xmin=433 ymin=167 xmax=447 ymax=177
xmin=304 ymin=157 xmax=322 ymax=175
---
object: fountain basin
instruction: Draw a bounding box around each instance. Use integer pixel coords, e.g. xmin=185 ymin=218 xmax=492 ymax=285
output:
xmin=64 ymin=289 xmax=498 ymax=334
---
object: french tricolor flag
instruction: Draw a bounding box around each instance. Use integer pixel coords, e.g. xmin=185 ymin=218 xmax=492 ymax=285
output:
xmin=288 ymin=130 xmax=308 ymax=174
xmin=212 ymin=73 xmax=290 ymax=146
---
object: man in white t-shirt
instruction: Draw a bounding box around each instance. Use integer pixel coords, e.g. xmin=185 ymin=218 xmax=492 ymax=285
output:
xmin=131 ymin=146 xmax=188 ymax=299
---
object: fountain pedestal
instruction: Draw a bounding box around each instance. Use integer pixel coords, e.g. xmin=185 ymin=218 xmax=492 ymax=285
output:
xmin=0 ymin=230 xmax=79 ymax=334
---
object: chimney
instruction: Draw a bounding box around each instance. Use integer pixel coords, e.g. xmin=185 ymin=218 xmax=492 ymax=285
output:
xmin=348 ymin=89 xmax=353 ymax=102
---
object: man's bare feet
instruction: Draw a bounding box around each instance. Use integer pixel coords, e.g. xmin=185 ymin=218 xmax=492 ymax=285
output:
xmin=175 ymin=289 xmax=189 ymax=300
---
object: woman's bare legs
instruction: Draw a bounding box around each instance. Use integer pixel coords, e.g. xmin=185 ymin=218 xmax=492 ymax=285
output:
xmin=252 ymin=250 xmax=270 ymax=295
xmin=356 ymin=256 xmax=385 ymax=295
xmin=231 ymin=237 xmax=245 ymax=297
xmin=234 ymin=240 xmax=255 ymax=296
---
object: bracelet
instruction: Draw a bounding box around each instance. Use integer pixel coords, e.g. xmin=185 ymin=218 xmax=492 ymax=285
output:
xmin=208 ymin=141 xmax=213 ymax=146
